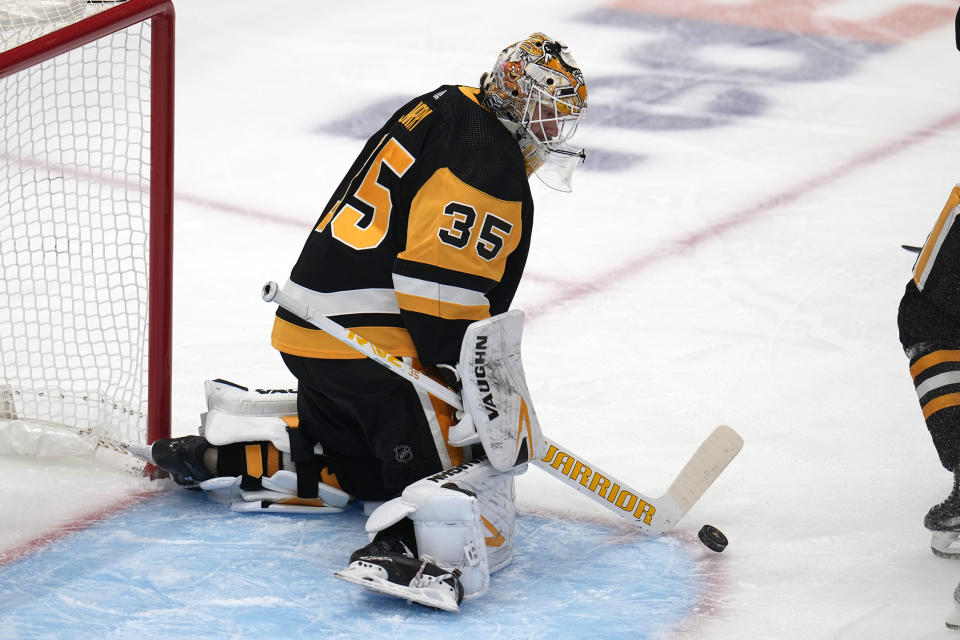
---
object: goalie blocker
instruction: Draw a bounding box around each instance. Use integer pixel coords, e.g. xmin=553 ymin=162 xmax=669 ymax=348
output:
xmin=449 ymin=310 xmax=546 ymax=472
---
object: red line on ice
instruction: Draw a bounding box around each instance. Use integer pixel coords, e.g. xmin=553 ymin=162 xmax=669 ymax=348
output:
xmin=525 ymin=109 xmax=960 ymax=320
xmin=174 ymin=192 xmax=308 ymax=228
xmin=4 ymin=110 xmax=959 ymax=572
xmin=609 ymin=0 xmax=954 ymax=44
xmin=0 ymin=490 xmax=157 ymax=569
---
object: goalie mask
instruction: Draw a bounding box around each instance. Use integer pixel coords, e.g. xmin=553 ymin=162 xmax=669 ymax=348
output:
xmin=481 ymin=32 xmax=587 ymax=192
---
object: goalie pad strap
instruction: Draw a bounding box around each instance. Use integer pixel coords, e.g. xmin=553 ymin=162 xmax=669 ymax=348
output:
xmin=201 ymin=379 xmax=345 ymax=499
xmin=286 ymin=424 xmax=320 ymax=499
xmin=246 ymin=444 xmax=262 ymax=479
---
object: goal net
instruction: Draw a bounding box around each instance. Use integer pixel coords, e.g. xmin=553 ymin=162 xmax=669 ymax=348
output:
xmin=0 ymin=0 xmax=173 ymax=456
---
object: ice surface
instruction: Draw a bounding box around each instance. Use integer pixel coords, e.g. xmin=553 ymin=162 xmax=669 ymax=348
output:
xmin=2 ymin=0 xmax=960 ymax=637
xmin=0 ymin=490 xmax=703 ymax=640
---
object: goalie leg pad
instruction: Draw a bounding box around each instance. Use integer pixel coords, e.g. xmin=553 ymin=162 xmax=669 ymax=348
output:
xmin=423 ymin=457 xmax=517 ymax=574
xmin=194 ymin=441 xmax=349 ymax=511
xmin=365 ymin=477 xmax=489 ymax=598
xmin=200 ymin=379 xmax=298 ymax=454
xmin=194 ymin=379 xmax=350 ymax=507
xmin=363 ymin=458 xmax=516 ymax=598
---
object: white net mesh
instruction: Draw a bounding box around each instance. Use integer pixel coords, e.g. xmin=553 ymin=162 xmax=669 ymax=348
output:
xmin=0 ymin=2 xmax=154 ymax=449
xmin=0 ymin=1 xmax=115 ymax=52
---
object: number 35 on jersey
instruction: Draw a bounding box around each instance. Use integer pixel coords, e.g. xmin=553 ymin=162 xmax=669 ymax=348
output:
xmin=316 ymin=136 xmax=523 ymax=282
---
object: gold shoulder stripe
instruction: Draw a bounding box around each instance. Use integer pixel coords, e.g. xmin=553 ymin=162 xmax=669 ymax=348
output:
xmin=915 ymin=185 xmax=960 ymax=290
xmin=459 ymin=86 xmax=481 ymax=105
xmin=399 ymin=101 xmax=433 ymax=131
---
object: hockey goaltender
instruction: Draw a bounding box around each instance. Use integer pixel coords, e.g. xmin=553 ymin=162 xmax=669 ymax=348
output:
xmin=151 ymin=32 xmax=588 ymax=612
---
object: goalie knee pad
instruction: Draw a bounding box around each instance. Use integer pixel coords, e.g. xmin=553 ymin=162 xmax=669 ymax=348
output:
xmin=363 ymin=458 xmax=516 ymax=598
xmin=201 ymin=379 xmax=298 ymax=454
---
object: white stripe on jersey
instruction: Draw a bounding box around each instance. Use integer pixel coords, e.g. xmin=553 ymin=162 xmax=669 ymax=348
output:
xmin=392 ymin=273 xmax=489 ymax=307
xmin=282 ymin=280 xmax=400 ymax=316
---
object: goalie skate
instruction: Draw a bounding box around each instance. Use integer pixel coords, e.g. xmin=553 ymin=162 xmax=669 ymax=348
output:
xmin=947 ymin=582 xmax=960 ymax=630
xmin=932 ymin=531 xmax=960 ymax=559
xmin=928 ymin=471 xmax=960 ymax=558
xmin=334 ymin=542 xmax=464 ymax=612
xmin=926 ymin=469 xmax=960 ymax=532
xmin=150 ymin=435 xmax=214 ymax=486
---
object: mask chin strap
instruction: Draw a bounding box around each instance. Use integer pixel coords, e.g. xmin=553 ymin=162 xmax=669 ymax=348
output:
xmin=534 ymin=145 xmax=585 ymax=193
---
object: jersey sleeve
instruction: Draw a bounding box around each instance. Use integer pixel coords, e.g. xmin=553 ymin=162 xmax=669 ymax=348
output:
xmin=393 ymin=166 xmax=529 ymax=366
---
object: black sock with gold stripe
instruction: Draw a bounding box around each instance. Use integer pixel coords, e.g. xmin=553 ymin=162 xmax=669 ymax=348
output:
xmin=215 ymin=442 xmax=286 ymax=491
xmin=909 ymin=346 xmax=960 ymax=470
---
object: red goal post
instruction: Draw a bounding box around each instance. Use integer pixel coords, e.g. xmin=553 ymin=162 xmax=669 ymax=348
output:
xmin=0 ymin=0 xmax=174 ymax=452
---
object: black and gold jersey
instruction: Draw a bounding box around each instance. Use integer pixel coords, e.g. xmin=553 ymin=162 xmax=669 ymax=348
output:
xmin=271 ymin=85 xmax=534 ymax=367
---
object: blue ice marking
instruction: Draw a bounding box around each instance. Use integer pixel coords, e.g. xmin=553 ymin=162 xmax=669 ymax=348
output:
xmin=0 ymin=489 xmax=701 ymax=639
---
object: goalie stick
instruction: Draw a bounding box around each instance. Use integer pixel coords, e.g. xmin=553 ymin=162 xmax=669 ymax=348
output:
xmin=262 ymin=281 xmax=742 ymax=534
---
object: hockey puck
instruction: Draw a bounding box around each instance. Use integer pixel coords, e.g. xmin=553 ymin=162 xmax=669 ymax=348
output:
xmin=698 ymin=524 xmax=728 ymax=552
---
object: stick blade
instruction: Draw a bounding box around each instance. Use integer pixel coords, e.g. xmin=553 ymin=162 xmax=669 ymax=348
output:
xmin=665 ymin=425 xmax=743 ymax=516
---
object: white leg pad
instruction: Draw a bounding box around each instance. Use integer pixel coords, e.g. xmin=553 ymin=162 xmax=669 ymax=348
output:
xmin=365 ymin=478 xmax=490 ymax=598
xmin=364 ymin=459 xmax=516 ymax=599
xmin=199 ymin=379 xmax=299 ymax=454
xmin=203 ymin=379 xmax=298 ymax=417
xmin=426 ymin=458 xmax=517 ymax=574
xmin=203 ymin=412 xmax=293 ymax=454
xmin=406 ymin=482 xmax=490 ymax=598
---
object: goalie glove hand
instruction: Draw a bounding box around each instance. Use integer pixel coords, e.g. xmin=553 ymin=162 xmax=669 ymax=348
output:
xmin=432 ymin=363 xmax=461 ymax=392
xmin=447 ymin=412 xmax=480 ymax=447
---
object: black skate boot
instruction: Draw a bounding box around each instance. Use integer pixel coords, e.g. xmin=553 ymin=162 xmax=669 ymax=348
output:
xmin=348 ymin=536 xmax=416 ymax=563
xmin=150 ymin=435 xmax=215 ymax=487
xmin=335 ymin=537 xmax=464 ymax=612
xmin=948 ymin=581 xmax=960 ymax=630
xmin=926 ymin=468 xmax=960 ymax=532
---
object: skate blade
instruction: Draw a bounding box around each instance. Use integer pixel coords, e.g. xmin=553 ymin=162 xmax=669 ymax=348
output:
xmin=123 ymin=443 xmax=155 ymax=464
xmin=334 ymin=566 xmax=460 ymax=612
xmin=947 ymin=602 xmax=960 ymax=630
